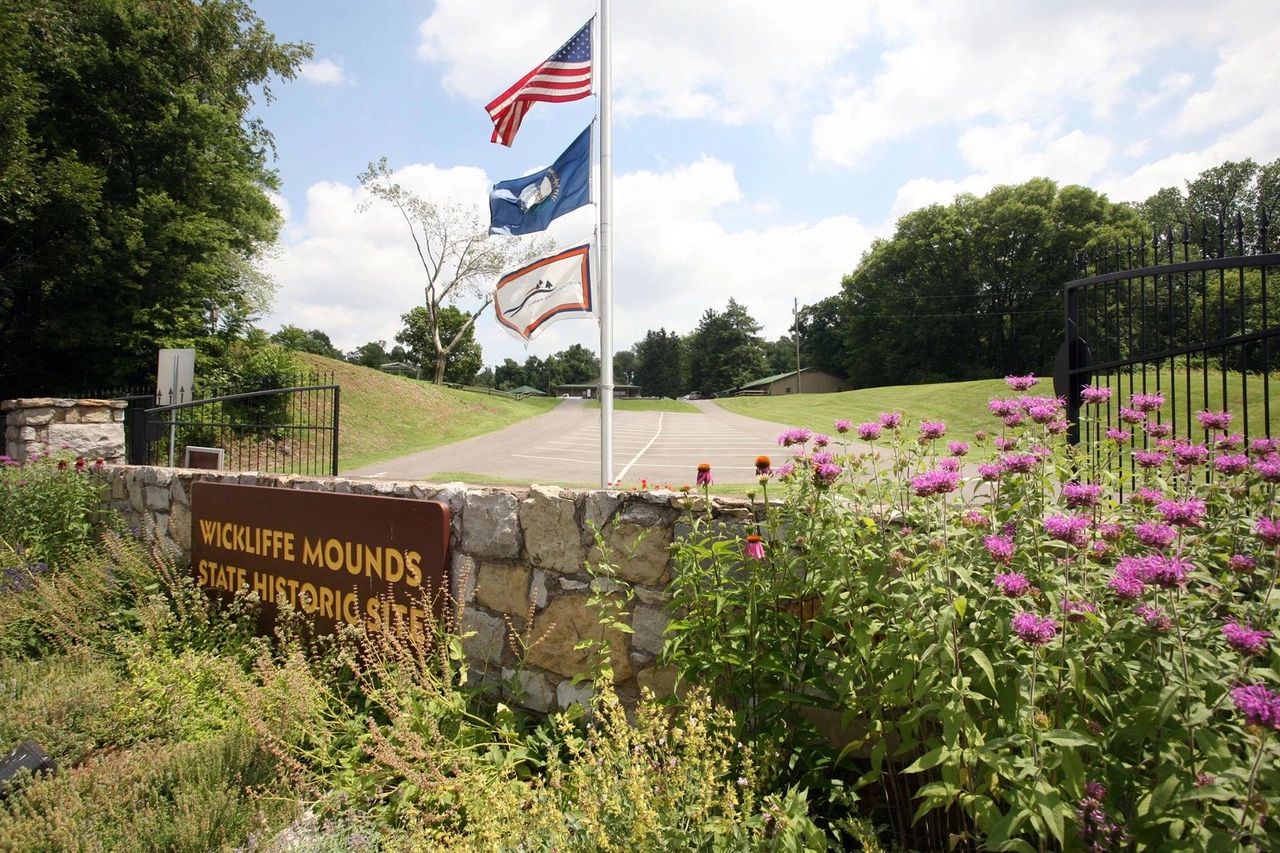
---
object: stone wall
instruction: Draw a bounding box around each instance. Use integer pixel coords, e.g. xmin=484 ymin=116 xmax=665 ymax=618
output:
xmin=3 ymin=398 xmax=127 ymax=463
xmin=99 ymin=466 xmax=756 ymax=712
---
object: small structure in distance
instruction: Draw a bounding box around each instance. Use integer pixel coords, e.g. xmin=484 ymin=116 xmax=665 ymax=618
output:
xmin=734 ymin=368 xmax=850 ymax=396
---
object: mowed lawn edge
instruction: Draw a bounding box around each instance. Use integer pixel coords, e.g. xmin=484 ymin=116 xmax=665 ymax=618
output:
xmin=295 ymin=354 xmax=560 ymax=472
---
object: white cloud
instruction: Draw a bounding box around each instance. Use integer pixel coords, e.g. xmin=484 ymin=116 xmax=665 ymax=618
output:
xmin=417 ymin=0 xmax=871 ymax=126
xmin=262 ymin=157 xmax=875 ymax=365
xmin=298 ymin=57 xmax=355 ymax=87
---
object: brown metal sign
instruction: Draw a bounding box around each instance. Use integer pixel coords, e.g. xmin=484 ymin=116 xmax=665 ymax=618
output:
xmin=190 ymin=482 xmax=450 ymax=637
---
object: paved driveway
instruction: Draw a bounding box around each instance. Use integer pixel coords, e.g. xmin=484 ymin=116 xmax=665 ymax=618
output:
xmin=346 ymin=399 xmax=804 ymax=486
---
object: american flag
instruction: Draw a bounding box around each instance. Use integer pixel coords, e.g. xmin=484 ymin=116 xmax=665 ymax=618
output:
xmin=485 ymin=19 xmax=593 ymax=147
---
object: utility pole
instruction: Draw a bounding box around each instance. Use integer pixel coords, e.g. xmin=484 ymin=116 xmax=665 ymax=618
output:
xmin=794 ymin=297 xmax=802 ymax=394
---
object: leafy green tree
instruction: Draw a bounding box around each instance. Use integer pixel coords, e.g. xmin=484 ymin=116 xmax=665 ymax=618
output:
xmin=612 ymin=350 xmax=638 ymax=386
xmin=397 ymin=305 xmax=483 ymax=383
xmin=795 ymin=296 xmax=849 ymax=382
xmin=556 ymin=343 xmax=599 ymax=385
xmin=358 ymin=159 xmax=552 ymax=384
xmin=0 ymin=0 xmax=310 ymax=399
xmin=271 ymin=326 xmax=343 ymax=359
xmin=687 ymin=299 xmax=768 ymax=396
xmin=346 ymin=340 xmax=390 ymax=368
xmin=634 ymin=328 xmax=686 ymax=398
xmin=493 ymin=358 xmax=526 ymax=390
xmin=764 ymin=336 xmax=800 ymax=377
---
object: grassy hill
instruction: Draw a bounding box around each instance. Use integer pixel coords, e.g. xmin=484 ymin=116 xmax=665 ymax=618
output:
xmin=294 ymin=354 xmax=559 ymax=471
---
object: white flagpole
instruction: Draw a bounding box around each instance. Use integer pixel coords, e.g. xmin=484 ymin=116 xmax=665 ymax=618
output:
xmin=597 ymin=0 xmax=614 ymax=487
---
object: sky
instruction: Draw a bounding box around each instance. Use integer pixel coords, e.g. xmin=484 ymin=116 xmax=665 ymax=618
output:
xmin=251 ymin=0 xmax=1280 ymax=370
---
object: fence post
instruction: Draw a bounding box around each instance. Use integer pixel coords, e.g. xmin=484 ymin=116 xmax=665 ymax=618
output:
xmin=331 ymin=386 xmax=341 ymax=477
xmin=1065 ymin=285 xmax=1081 ymax=445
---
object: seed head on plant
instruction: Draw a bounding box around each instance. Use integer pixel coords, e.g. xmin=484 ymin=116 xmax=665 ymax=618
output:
xmin=696 ymin=463 xmax=713 ymax=487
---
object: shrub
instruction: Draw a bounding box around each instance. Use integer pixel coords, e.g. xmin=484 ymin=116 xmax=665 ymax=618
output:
xmin=665 ymin=384 xmax=1280 ymax=849
xmin=0 ymin=452 xmax=111 ymax=570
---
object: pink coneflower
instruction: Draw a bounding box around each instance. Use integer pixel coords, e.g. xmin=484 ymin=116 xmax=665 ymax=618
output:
xmin=1135 ymin=603 xmax=1171 ymax=632
xmin=74 ymin=457 xmax=86 ymax=470
xmin=1157 ymin=498 xmax=1206 ymax=528
xmin=1229 ymin=554 xmax=1258 ymax=573
xmin=1215 ymin=454 xmax=1250 ymax=475
xmin=834 ymin=419 xmax=852 ymax=434
xmin=994 ymin=571 xmax=1029 ymax=596
xmin=1080 ymin=385 xmax=1112 ymax=404
xmin=1106 ymin=428 xmax=1132 ymax=444
xmin=1119 ymin=407 xmax=1145 ymax=424
xmin=1011 ymin=611 xmax=1058 ymax=646
xmin=1062 ymin=482 xmax=1102 ymax=508
xmin=1196 ymin=410 xmax=1232 ymax=431
xmin=696 ymin=463 xmax=713 ymax=487
xmin=93 ymin=457 xmax=105 ymax=470
xmin=1044 ymin=514 xmax=1091 ymax=547
xmin=755 ymin=455 xmax=772 ymax=477
xmin=1222 ymin=621 xmax=1271 ymax=656
xmin=1130 ymin=393 xmax=1165 ymax=412
xmin=1135 ymin=521 xmax=1177 ymax=549
xmin=1060 ymin=597 xmax=1098 ymax=622
xmin=744 ymin=533 xmax=766 ymax=561
xmin=918 ymin=421 xmax=947 ymax=440
xmin=878 ymin=412 xmax=903 ymax=429
xmin=1255 ymin=517 xmax=1280 ymax=546
xmin=948 ymin=441 xmax=970 ymax=456
xmin=855 ymin=422 xmax=881 ymax=441
xmin=985 ymin=535 xmax=1015 ymax=565
xmin=1230 ymin=683 xmax=1280 ymax=730
xmin=1005 ymin=374 xmax=1039 ymax=391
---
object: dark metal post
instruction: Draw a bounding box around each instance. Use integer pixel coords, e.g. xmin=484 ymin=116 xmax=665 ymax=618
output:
xmin=1065 ymin=285 xmax=1081 ymax=445
xmin=331 ymin=385 xmax=341 ymax=476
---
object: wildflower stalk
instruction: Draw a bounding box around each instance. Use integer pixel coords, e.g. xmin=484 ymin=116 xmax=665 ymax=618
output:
xmin=1239 ymin=730 xmax=1268 ymax=837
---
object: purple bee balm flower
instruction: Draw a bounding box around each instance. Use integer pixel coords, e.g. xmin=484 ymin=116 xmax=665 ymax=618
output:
xmin=813 ymin=433 xmax=831 ymax=448
xmin=1135 ymin=521 xmax=1177 ymax=549
xmin=1196 ymin=410 xmax=1232 ymax=431
xmin=948 ymin=441 xmax=970 ymax=456
xmin=1134 ymin=603 xmax=1171 ymax=632
xmin=1171 ymin=442 xmax=1209 ymax=468
xmin=1080 ymin=385 xmax=1112 ymax=404
xmin=1131 ymin=393 xmax=1165 ymax=412
xmin=1250 ymin=437 xmax=1280 ymax=456
xmin=1133 ymin=450 xmax=1168 ymax=469
xmin=1230 ymin=683 xmax=1280 ymax=730
xmin=1118 ymin=407 xmax=1145 ymax=424
xmin=1214 ymin=454 xmax=1250 ymax=475
xmin=812 ymin=450 xmax=834 ymax=466
xmin=918 ymin=420 xmax=946 ymax=440
xmin=1229 ymin=554 xmax=1257 ymax=573
xmin=1255 ymin=517 xmax=1280 ymax=546
xmin=696 ymin=463 xmax=713 ymax=486
xmin=962 ymin=510 xmax=990 ymax=528
xmin=989 ymin=398 xmax=1017 ymax=417
xmin=1011 ymin=611 xmax=1058 ymax=646
xmin=855 ymin=422 xmax=881 ymax=441
xmin=1046 ymin=419 xmax=1069 ymax=435
xmin=1106 ymin=428 xmax=1132 ymax=444
xmin=1062 ymin=482 xmax=1102 ymax=508
xmin=1217 ymin=432 xmax=1244 ymax=450
xmin=1157 ymin=498 xmax=1206 ymax=528
xmin=1131 ymin=487 xmax=1163 ymax=505
xmin=1098 ymin=522 xmax=1124 ymax=541
xmin=1060 ymin=597 xmax=1098 ymax=622
xmin=1001 ymin=454 xmax=1039 ymax=474
xmin=878 ymin=412 xmax=903 ymax=429
xmin=834 ymin=419 xmax=852 ymax=434
xmin=1044 ymin=514 xmax=1091 ymax=547
xmin=1109 ymin=559 xmax=1148 ymax=599
xmin=1091 ymin=539 xmax=1111 ymax=559
xmin=1144 ymin=420 xmax=1172 ymax=438
xmin=1005 ymin=374 xmax=1039 ymax=391
xmin=1002 ymin=412 xmax=1026 ymax=428
xmin=777 ymin=427 xmax=812 ymax=447
xmin=985 ymin=535 xmax=1015 ymax=565
xmin=911 ymin=469 xmax=960 ymax=497
xmin=1145 ymin=554 xmax=1192 ymax=589
xmin=994 ymin=571 xmax=1029 ymax=596
xmin=775 ymin=462 xmax=796 ymax=479
xmin=1253 ymin=456 xmax=1280 ymax=483
xmin=1026 ymin=404 xmax=1057 ymax=424
xmin=744 ymin=534 xmax=766 ymax=561
xmin=938 ymin=457 xmax=960 ymax=472
xmin=995 ymin=436 xmax=1018 ymax=452
xmin=978 ymin=463 xmax=1004 ymax=482
xmin=813 ymin=462 xmax=843 ymax=488
xmin=1222 ymin=621 xmax=1271 ymax=656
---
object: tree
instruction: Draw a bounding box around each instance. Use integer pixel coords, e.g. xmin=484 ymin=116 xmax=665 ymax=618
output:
xmin=494 ymin=358 xmax=525 ymax=390
xmin=397 ymin=305 xmax=483 ymax=384
xmin=612 ymin=350 xmax=638 ymax=385
xmin=271 ymin=326 xmax=343 ymax=359
xmin=358 ymin=159 xmax=553 ymax=384
xmin=687 ymin=299 xmax=768 ymax=396
xmin=556 ymin=343 xmax=599 ymax=385
xmin=346 ymin=340 xmax=390 ymax=368
xmin=634 ymin=328 xmax=686 ymax=398
xmin=0 ymin=0 xmax=309 ymax=399
xmin=764 ymin=336 xmax=800 ymax=377
xmin=796 ymin=296 xmax=849 ymax=381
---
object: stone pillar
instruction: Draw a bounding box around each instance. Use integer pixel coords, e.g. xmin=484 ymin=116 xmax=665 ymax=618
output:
xmin=2 ymin=398 xmax=128 ymax=463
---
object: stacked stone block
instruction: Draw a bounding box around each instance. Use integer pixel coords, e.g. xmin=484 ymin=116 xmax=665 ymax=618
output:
xmin=2 ymin=398 xmax=127 ymax=463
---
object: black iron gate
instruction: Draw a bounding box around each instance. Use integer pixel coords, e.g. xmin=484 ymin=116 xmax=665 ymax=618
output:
xmin=1061 ymin=210 xmax=1280 ymax=481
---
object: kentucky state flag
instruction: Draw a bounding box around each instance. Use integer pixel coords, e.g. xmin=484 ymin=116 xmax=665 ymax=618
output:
xmin=488 ymin=125 xmax=592 ymax=236
xmin=493 ymin=243 xmax=593 ymax=342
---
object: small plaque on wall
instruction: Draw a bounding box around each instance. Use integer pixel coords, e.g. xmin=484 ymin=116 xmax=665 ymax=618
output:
xmin=184 ymin=446 xmax=224 ymax=470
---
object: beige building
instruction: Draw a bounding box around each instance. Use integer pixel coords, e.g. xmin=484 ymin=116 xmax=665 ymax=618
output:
xmin=736 ymin=368 xmax=850 ymax=396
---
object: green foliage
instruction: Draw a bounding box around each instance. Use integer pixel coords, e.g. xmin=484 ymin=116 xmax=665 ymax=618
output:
xmin=346 ymin=339 xmax=391 ymax=368
xmin=0 ymin=453 xmax=110 ymax=570
xmin=665 ymin=390 xmax=1280 ymax=849
xmin=688 ymin=298 xmax=769 ymax=396
xmin=0 ymin=0 xmax=310 ymax=399
xmin=272 ymin=325 xmax=344 ymax=359
xmin=397 ymin=304 xmax=484 ymax=383
xmin=633 ymin=327 xmax=688 ymax=398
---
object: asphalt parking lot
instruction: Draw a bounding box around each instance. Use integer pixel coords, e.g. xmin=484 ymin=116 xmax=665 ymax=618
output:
xmin=346 ymin=399 xmax=795 ymax=486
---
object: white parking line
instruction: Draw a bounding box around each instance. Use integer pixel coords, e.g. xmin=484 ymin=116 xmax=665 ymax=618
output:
xmin=613 ymin=412 xmax=665 ymax=483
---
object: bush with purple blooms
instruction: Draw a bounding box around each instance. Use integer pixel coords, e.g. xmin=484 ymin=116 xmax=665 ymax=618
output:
xmin=664 ymin=379 xmax=1280 ymax=849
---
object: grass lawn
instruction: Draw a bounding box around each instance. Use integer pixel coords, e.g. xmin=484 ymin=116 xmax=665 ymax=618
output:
xmin=295 ymin=354 xmax=560 ymax=472
xmin=582 ymin=398 xmax=700 ymax=413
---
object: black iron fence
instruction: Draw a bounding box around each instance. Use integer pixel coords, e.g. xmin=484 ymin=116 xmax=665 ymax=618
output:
xmin=1061 ymin=208 xmax=1280 ymax=482
xmin=131 ymin=383 xmax=340 ymax=476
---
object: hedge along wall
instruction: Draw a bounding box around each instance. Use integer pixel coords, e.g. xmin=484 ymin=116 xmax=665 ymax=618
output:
xmin=98 ymin=466 xmax=757 ymax=712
